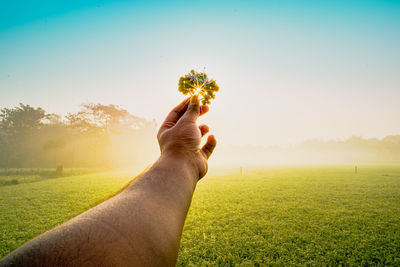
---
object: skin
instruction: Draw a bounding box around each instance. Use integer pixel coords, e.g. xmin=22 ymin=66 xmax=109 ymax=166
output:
xmin=0 ymin=96 xmax=216 ymax=267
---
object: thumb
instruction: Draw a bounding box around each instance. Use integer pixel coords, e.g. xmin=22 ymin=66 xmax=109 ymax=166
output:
xmin=182 ymin=95 xmax=200 ymax=121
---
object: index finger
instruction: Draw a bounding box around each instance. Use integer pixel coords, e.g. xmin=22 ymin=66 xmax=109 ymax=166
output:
xmin=160 ymin=97 xmax=191 ymax=130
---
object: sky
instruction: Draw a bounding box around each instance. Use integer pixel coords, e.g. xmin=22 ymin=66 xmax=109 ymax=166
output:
xmin=1 ymin=0 xmax=400 ymax=147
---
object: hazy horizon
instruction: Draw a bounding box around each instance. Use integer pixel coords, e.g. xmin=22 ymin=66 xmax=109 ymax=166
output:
xmin=1 ymin=0 xmax=400 ymax=147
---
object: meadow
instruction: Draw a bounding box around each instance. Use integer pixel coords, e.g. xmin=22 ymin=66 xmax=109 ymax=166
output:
xmin=0 ymin=168 xmax=106 ymax=186
xmin=1 ymin=166 xmax=399 ymax=265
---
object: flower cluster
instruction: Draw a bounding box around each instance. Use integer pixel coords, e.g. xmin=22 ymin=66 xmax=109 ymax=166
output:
xmin=178 ymin=69 xmax=219 ymax=105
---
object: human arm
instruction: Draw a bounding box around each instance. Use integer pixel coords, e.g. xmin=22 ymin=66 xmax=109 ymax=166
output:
xmin=0 ymin=96 xmax=216 ymax=266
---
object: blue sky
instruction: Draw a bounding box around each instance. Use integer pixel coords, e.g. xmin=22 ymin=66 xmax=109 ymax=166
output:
xmin=1 ymin=0 xmax=400 ymax=146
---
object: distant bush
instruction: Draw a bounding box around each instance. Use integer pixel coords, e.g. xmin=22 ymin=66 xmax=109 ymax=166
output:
xmin=55 ymin=165 xmax=63 ymax=177
xmin=0 ymin=168 xmax=107 ymax=187
xmin=9 ymin=179 xmax=18 ymax=185
xmin=0 ymin=179 xmax=19 ymax=186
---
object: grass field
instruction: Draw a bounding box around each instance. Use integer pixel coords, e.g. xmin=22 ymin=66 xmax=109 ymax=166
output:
xmin=1 ymin=166 xmax=399 ymax=265
xmin=0 ymin=168 xmax=106 ymax=186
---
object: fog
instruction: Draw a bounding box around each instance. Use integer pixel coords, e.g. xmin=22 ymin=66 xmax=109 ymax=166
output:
xmin=211 ymin=136 xmax=400 ymax=167
xmin=1 ymin=103 xmax=399 ymax=170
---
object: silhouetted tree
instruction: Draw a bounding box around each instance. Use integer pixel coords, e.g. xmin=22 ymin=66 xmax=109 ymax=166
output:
xmin=66 ymin=104 xmax=152 ymax=133
xmin=0 ymin=102 xmax=158 ymax=168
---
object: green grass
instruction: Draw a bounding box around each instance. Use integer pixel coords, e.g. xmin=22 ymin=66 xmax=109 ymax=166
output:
xmin=1 ymin=166 xmax=400 ymax=265
xmin=0 ymin=168 xmax=106 ymax=186
xmin=179 ymin=166 xmax=400 ymax=266
xmin=0 ymin=171 xmax=133 ymax=258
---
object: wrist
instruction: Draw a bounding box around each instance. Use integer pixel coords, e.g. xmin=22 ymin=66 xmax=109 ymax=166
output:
xmin=158 ymin=152 xmax=200 ymax=182
xmin=125 ymin=153 xmax=199 ymax=196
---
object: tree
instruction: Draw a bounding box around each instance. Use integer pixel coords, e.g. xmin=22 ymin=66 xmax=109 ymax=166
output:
xmin=0 ymin=104 xmax=50 ymax=168
xmin=0 ymin=103 xmax=48 ymax=131
xmin=66 ymin=104 xmax=153 ymax=133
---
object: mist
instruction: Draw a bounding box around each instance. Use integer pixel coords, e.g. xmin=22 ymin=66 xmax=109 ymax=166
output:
xmin=0 ymin=103 xmax=158 ymax=170
xmin=211 ymin=136 xmax=400 ymax=166
xmin=1 ymin=103 xmax=399 ymax=170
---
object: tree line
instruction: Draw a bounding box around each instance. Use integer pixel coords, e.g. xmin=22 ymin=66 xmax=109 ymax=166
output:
xmin=2 ymin=103 xmax=400 ymax=168
xmin=213 ymin=135 xmax=400 ymax=165
xmin=0 ymin=103 xmax=158 ymax=169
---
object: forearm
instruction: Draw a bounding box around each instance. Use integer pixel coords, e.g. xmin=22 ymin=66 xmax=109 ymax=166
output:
xmin=120 ymin=155 xmax=199 ymax=262
xmin=0 ymin=156 xmax=198 ymax=266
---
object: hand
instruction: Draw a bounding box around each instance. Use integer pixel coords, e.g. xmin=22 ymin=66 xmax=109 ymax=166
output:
xmin=157 ymin=96 xmax=217 ymax=180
